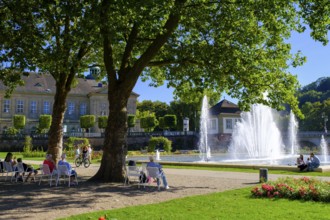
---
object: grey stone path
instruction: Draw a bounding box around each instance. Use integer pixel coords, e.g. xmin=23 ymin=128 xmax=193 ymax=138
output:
xmin=0 ymin=162 xmax=329 ymax=220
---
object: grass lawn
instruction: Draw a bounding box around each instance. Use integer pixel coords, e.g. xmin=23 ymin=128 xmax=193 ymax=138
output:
xmin=60 ymin=187 xmax=330 ymax=220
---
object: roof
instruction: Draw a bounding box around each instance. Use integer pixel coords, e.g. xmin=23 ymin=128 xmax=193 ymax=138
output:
xmin=0 ymin=73 xmax=139 ymax=97
xmin=209 ymin=99 xmax=241 ymax=115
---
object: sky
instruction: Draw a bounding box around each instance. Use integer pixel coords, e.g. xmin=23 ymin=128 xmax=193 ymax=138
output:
xmin=133 ymin=30 xmax=330 ymax=105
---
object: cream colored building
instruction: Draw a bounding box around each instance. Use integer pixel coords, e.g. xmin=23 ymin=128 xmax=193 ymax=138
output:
xmin=0 ymin=73 xmax=139 ymax=133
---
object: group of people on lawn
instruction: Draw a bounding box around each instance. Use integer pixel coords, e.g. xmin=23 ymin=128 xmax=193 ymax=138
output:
xmin=296 ymin=152 xmax=321 ymax=171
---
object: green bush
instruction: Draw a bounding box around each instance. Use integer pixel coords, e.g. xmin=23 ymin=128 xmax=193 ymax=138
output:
xmin=22 ymin=147 xmax=45 ymax=158
xmin=65 ymin=137 xmax=89 ymax=152
xmin=148 ymin=136 xmax=172 ymax=153
xmin=5 ymin=127 xmax=18 ymax=135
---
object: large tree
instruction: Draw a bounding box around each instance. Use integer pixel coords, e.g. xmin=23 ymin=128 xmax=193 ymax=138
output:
xmin=93 ymin=0 xmax=330 ymax=182
xmin=0 ymin=1 xmax=97 ymax=162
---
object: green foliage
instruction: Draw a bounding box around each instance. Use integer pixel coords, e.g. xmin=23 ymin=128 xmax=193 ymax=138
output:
xmin=158 ymin=117 xmax=165 ymax=130
xmin=5 ymin=127 xmax=18 ymax=135
xmin=164 ymin=114 xmax=177 ymax=130
xmin=148 ymin=136 xmax=172 ymax=153
xmin=137 ymin=100 xmax=169 ymax=119
xmin=23 ymin=136 xmax=32 ymax=153
xmin=13 ymin=115 xmax=25 ymax=130
xmin=169 ymin=101 xmax=198 ymax=131
xmin=127 ymin=114 xmax=136 ymax=128
xmin=98 ymin=116 xmax=108 ymax=129
xmin=22 ymin=148 xmax=45 ymax=158
xmin=251 ymin=177 xmax=330 ymax=202
xmin=140 ymin=115 xmax=158 ymax=132
xmin=80 ymin=115 xmax=96 ymax=130
xmin=65 ymin=137 xmax=89 ymax=152
xmin=299 ymin=99 xmax=330 ymax=131
xmin=297 ymin=77 xmax=330 ymax=107
xmin=38 ymin=114 xmax=52 ymax=133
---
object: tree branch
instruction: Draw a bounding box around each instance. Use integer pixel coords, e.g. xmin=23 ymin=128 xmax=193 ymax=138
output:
xmin=119 ymin=23 xmax=138 ymax=75
xmin=128 ymin=0 xmax=187 ymax=88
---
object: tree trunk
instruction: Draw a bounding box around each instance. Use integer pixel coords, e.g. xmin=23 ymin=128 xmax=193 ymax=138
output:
xmin=47 ymin=85 xmax=69 ymax=164
xmin=91 ymin=88 xmax=129 ymax=182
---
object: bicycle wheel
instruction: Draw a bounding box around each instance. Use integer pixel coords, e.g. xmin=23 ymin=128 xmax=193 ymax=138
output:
xmin=75 ymin=158 xmax=82 ymax=167
xmin=83 ymin=158 xmax=90 ymax=168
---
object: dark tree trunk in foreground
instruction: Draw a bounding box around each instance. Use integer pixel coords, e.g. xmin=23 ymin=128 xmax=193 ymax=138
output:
xmin=91 ymin=0 xmax=184 ymax=182
xmin=47 ymin=82 xmax=70 ymax=164
xmin=91 ymin=87 xmax=130 ymax=182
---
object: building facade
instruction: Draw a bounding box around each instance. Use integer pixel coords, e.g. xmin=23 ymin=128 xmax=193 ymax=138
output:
xmin=208 ymin=99 xmax=241 ymax=134
xmin=0 ymin=73 xmax=139 ymax=134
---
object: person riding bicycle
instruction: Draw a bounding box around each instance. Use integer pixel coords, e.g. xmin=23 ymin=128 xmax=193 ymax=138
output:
xmin=82 ymin=146 xmax=88 ymax=160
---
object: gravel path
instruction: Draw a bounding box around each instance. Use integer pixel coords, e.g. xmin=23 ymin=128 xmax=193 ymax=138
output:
xmin=1 ymin=164 xmax=329 ymax=220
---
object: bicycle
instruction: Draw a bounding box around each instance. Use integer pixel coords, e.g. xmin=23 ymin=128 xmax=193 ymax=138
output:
xmin=75 ymin=155 xmax=90 ymax=168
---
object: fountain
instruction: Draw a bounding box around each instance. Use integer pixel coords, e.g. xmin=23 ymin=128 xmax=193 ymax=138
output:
xmin=320 ymin=135 xmax=328 ymax=163
xmin=198 ymin=95 xmax=211 ymax=161
xmin=228 ymin=104 xmax=283 ymax=160
xmin=156 ymin=149 xmax=161 ymax=161
xmin=288 ymin=110 xmax=299 ymax=155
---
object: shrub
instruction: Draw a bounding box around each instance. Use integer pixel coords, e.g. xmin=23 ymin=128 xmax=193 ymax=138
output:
xmin=148 ymin=136 xmax=172 ymax=153
xmin=22 ymin=147 xmax=45 ymax=158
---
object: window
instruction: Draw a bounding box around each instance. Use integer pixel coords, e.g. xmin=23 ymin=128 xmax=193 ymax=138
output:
xmin=16 ymin=100 xmax=24 ymax=113
xmin=100 ymin=102 xmax=107 ymax=115
xmin=30 ymin=101 xmax=37 ymax=114
xmin=43 ymin=101 xmax=50 ymax=114
xmin=68 ymin=102 xmax=75 ymax=115
xmin=225 ymin=119 xmax=233 ymax=130
xmin=209 ymin=119 xmax=217 ymax=130
xmin=3 ymin=100 xmax=10 ymax=113
xmin=80 ymin=103 xmax=87 ymax=115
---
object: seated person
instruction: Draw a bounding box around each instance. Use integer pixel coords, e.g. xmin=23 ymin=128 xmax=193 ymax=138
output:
xmin=43 ymin=154 xmax=56 ymax=173
xmin=58 ymin=153 xmax=77 ymax=185
xmin=4 ymin=152 xmax=17 ymax=168
xmin=17 ymin=158 xmax=38 ymax=182
xmin=296 ymin=154 xmax=307 ymax=171
xmin=307 ymin=152 xmax=320 ymax=171
xmin=147 ymin=156 xmax=169 ymax=189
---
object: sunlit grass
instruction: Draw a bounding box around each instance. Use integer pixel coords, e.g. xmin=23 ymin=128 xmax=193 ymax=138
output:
xmin=59 ymin=187 xmax=330 ymax=220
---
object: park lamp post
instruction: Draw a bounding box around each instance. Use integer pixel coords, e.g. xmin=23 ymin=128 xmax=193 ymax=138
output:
xmin=183 ymin=117 xmax=189 ymax=133
xmin=322 ymin=112 xmax=328 ymax=134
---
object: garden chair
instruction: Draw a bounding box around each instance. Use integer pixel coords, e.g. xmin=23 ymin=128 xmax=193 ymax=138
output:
xmin=38 ymin=164 xmax=57 ymax=186
xmin=3 ymin=161 xmax=18 ymax=182
xmin=145 ymin=166 xmax=162 ymax=190
xmin=124 ymin=166 xmax=142 ymax=188
xmin=56 ymin=165 xmax=78 ymax=187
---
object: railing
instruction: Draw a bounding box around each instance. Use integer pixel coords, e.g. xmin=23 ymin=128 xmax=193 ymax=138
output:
xmin=1 ymin=131 xmax=198 ymax=140
xmin=1 ymin=131 xmax=327 ymax=140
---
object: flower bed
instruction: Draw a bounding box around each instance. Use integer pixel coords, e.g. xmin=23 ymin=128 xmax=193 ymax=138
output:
xmin=251 ymin=177 xmax=330 ymax=202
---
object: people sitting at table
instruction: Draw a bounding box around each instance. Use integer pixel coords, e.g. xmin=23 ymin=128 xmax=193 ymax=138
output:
xmin=43 ymin=154 xmax=56 ymax=173
xmin=58 ymin=153 xmax=77 ymax=185
xmin=147 ymin=156 xmax=169 ymax=189
xmin=296 ymin=154 xmax=307 ymax=171
xmin=307 ymin=152 xmax=320 ymax=171
xmin=17 ymin=158 xmax=38 ymax=182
